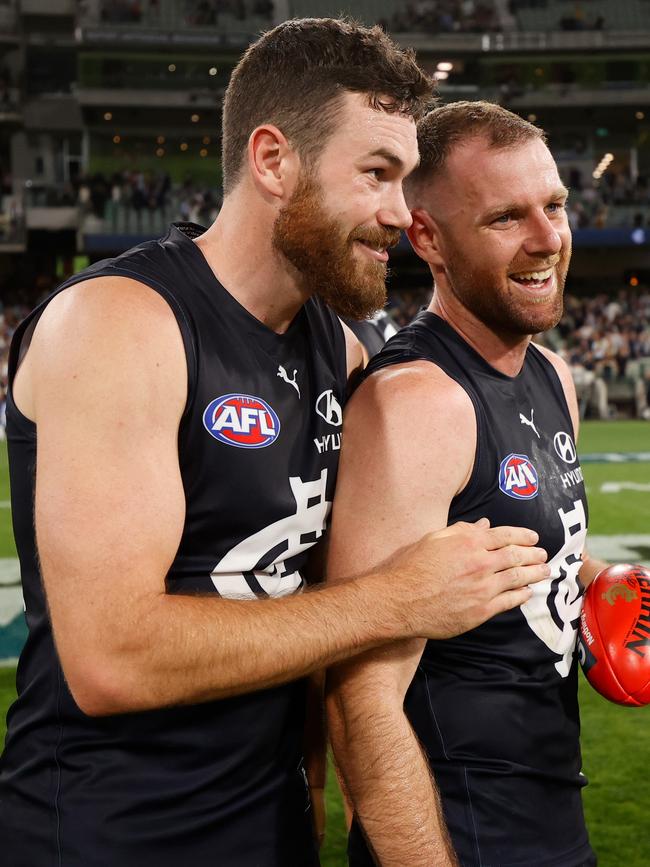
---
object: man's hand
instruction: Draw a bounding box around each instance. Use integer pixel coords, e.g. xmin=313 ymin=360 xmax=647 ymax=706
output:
xmin=385 ymin=518 xmax=548 ymax=640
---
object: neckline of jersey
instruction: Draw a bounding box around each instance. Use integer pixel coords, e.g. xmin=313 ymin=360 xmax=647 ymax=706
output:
xmin=420 ymin=311 xmax=533 ymax=383
xmin=168 ymin=222 xmax=308 ymax=345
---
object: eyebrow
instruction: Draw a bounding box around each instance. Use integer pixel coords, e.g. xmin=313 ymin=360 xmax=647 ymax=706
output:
xmin=482 ymin=186 xmax=570 ymax=222
xmin=367 ymin=148 xmax=420 ymax=173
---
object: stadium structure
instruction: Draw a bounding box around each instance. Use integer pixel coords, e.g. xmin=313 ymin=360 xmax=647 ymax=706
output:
xmin=0 ymin=0 xmax=649 ymax=420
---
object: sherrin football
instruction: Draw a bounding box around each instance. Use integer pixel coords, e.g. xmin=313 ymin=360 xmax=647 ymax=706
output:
xmin=578 ymin=564 xmax=650 ymax=707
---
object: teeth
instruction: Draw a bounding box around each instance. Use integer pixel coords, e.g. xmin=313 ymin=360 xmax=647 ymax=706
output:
xmin=511 ymin=269 xmax=552 ymax=281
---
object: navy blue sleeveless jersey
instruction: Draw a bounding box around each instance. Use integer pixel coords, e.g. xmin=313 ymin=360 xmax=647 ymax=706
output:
xmin=349 ymin=312 xmax=595 ymax=867
xmin=0 ymin=223 xmax=348 ymax=866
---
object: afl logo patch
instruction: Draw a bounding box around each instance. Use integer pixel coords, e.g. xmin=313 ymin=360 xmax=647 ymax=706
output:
xmin=203 ymin=394 xmax=280 ymax=449
xmin=498 ymin=453 xmax=539 ymax=500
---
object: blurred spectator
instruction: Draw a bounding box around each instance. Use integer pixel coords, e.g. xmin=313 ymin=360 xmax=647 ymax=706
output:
xmin=548 ymin=288 xmax=650 ymax=418
xmin=388 ymin=0 xmax=499 ymax=34
xmin=560 ymin=168 xmax=650 ymax=231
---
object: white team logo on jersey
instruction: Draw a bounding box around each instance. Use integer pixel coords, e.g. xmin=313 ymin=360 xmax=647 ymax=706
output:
xmin=277 ymin=365 xmax=300 ymax=398
xmin=520 ymin=498 xmax=587 ymax=677
xmin=210 ymin=470 xmax=330 ymax=599
xmin=554 ymin=431 xmax=577 ymax=464
xmin=519 ymin=408 xmax=540 ymax=438
xmin=315 ymin=389 xmax=342 ymax=427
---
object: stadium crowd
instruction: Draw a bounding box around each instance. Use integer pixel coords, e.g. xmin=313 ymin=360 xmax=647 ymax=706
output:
xmin=76 ymin=171 xmax=223 ymax=228
xmin=553 ymin=289 xmax=650 ymax=419
xmin=71 ymin=168 xmax=650 ymax=234
xmin=563 ymin=168 xmax=650 ymax=232
xmin=382 ymin=1 xmax=501 ymax=34
xmin=94 ymin=0 xmax=274 ymax=25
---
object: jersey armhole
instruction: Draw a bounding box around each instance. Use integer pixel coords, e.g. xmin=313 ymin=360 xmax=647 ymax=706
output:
xmin=528 ymin=344 xmax=574 ymax=432
xmin=8 ymin=270 xmax=199 ymax=429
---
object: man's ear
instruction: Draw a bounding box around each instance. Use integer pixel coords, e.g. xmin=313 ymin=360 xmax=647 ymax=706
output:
xmin=406 ymin=208 xmax=445 ymax=267
xmin=247 ymin=124 xmax=300 ymax=200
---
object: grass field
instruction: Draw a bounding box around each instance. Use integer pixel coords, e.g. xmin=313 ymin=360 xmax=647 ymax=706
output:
xmin=1 ymin=422 xmax=649 ymax=866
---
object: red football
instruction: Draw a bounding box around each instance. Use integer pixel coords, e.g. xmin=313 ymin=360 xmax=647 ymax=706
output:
xmin=578 ymin=563 xmax=650 ymax=707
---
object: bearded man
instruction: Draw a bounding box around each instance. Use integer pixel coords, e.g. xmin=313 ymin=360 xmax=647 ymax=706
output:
xmin=0 ymin=26 xmax=548 ymax=867
xmin=327 ymin=101 xmax=605 ymax=867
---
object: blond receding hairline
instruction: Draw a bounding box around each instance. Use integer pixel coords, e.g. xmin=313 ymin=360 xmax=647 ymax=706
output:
xmin=405 ymin=101 xmax=546 ymax=204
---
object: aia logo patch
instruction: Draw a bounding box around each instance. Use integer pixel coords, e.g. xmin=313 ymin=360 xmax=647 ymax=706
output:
xmin=203 ymin=393 xmax=280 ymax=449
xmin=498 ymin=453 xmax=539 ymax=500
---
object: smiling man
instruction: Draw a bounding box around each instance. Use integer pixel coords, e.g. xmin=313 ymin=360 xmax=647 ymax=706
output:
xmin=327 ymin=102 xmax=604 ymax=867
xmin=0 ymin=29 xmax=550 ymax=867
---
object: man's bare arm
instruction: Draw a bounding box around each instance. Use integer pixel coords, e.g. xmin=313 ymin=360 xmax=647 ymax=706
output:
xmin=326 ymin=364 xmax=550 ymax=866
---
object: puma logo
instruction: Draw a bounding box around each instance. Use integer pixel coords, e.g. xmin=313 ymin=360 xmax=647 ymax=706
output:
xmin=519 ymin=408 xmax=540 ymax=439
xmin=277 ymin=365 xmax=300 ymax=398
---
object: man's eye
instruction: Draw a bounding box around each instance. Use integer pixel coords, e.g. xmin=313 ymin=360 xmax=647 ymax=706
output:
xmin=548 ymin=202 xmax=565 ymax=213
xmin=367 ymin=168 xmax=382 ymax=179
xmin=494 ymin=213 xmax=511 ymax=224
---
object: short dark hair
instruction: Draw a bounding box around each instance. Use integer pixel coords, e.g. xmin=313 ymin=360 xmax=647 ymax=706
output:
xmin=221 ymin=17 xmax=435 ymax=195
xmin=406 ymin=100 xmax=546 ymax=197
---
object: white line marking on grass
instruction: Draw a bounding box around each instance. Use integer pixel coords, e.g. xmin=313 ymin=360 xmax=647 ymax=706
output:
xmin=0 ymin=559 xmax=19 ymax=585
xmin=581 ymin=452 xmax=650 ymax=463
xmin=587 ymin=535 xmax=650 ymax=567
xmin=0 ymin=560 xmax=23 ymax=626
xmin=0 ymin=501 xmax=10 ymax=508
xmin=600 ymin=482 xmax=650 ymax=493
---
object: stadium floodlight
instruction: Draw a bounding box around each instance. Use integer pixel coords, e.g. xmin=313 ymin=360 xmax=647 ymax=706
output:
xmin=434 ymin=71 xmax=449 ymax=81
xmin=209 ymin=67 xmax=218 ymax=76
xmin=437 ymin=61 xmax=453 ymax=72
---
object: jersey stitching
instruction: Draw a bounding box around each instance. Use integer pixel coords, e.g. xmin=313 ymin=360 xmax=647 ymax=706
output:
xmin=422 ymin=668 xmax=450 ymax=761
xmin=463 ymin=767 xmax=483 ymax=867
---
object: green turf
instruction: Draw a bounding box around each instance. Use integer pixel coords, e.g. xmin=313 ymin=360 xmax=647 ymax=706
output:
xmin=1 ymin=425 xmax=650 ymax=865
xmin=577 ymin=420 xmax=649 ymax=455
xmin=583 ymin=461 xmax=650 ymax=535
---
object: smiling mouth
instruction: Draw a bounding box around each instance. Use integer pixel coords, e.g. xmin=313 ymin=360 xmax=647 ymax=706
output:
xmin=508 ymin=266 xmax=555 ymax=292
xmin=354 ymin=239 xmax=389 ymax=263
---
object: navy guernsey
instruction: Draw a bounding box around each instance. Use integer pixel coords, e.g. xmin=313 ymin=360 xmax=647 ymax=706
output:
xmin=0 ymin=223 xmax=348 ymax=866
xmin=349 ymin=311 xmax=594 ymax=867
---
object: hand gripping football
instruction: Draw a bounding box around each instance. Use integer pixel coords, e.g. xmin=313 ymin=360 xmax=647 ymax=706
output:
xmin=578 ymin=564 xmax=650 ymax=707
